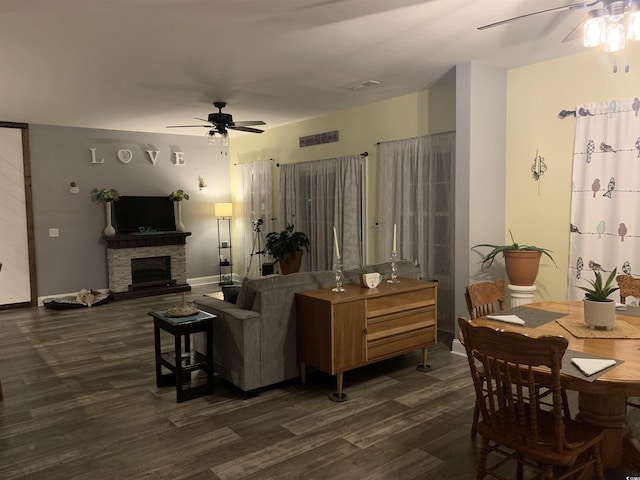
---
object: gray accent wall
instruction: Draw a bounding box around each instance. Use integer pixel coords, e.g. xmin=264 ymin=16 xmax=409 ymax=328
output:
xmin=29 ymin=125 xmax=230 ymax=297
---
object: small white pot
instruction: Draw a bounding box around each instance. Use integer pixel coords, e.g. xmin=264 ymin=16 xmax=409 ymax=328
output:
xmin=583 ymin=299 xmax=616 ymax=330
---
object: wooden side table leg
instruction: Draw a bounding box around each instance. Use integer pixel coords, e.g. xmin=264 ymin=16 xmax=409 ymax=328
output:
xmin=329 ymin=372 xmax=348 ymax=402
xmin=154 ymin=324 xmax=162 ymax=387
xmin=175 ymin=333 xmax=184 ymax=403
xmin=416 ymin=347 xmax=432 ymax=372
xmin=299 ymin=362 xmax=307 ymax=386
xmin=206 ymin=323 xmax=214 ymax=395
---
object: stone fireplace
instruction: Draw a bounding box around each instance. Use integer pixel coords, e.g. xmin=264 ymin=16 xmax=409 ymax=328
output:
xmin=105 ymin=232 xmax=191 ymax=300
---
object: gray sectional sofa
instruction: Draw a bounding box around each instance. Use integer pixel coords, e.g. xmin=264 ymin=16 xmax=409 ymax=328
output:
xmin=193 ymin=260 xmax=421 ymax=395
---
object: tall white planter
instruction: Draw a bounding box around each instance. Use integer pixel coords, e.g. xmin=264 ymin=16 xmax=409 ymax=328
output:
xmin=175 ymin=201 xmax=185 ymax=232
xmin=104 ymin=202 xmax=116 ymax=236
xmin=583 ymin=299 xmax=615 ymax=330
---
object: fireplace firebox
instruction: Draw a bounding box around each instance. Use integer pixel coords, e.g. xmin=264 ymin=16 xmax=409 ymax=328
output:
xmin=131 ymin=256 xmax=173 ymax=289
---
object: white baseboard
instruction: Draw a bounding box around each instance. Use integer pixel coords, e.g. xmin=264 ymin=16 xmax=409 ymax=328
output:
xmin=188 ymin=275 xmax=218 ymax=287
xmin=450 ymin=339 xmax=466 ymax=357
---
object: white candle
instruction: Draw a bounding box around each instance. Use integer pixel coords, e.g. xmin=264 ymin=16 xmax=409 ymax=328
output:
xmin=393 ymin=223 xmax=397 ymax=252
xmin=333 ymin=226 xmax=341 ymax=259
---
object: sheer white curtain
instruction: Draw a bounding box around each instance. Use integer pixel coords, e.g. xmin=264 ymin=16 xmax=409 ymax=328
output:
xmin=568 ymin=98 xmax=640 ymax=302
xmin=280 ymin=155 xmax=365 ymax=271
xmin=237 ymin=160 xmax=273 ymax=278
xmin=377 ymin=131 xmax=455 ymax=324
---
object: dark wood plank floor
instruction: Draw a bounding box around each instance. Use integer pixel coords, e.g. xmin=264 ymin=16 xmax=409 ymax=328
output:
xmin=1 ymin=286 xmax=638 ymax=479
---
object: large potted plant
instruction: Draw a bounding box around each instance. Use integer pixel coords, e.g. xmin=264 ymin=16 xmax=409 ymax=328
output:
xmin=264 ymin=224 xmax=310 ymax=275
xmin=472 ymin=230 xmax=556 ymax=286
xmin=579 ymin=268 xmax=618 ymax=330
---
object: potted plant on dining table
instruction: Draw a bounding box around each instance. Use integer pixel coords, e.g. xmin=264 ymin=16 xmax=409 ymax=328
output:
xmin=579 ymin=268 xmax=618 ymax=330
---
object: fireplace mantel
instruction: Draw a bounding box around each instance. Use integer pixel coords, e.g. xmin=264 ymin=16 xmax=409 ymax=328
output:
xmin=104 ymin=232 xmax=191 ymax=249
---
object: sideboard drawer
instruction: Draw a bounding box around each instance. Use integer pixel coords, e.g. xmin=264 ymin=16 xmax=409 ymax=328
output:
xmin=367 ymin=326 xmax=435 ymax=361
xmin=366 ymin=306 xmax=435 ymax=341
xmin=367 ymin=288 xmax=435 ymax=318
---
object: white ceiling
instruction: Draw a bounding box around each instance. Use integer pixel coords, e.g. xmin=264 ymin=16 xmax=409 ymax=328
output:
xmin=0 ymin=0 xmax=594 ymax=136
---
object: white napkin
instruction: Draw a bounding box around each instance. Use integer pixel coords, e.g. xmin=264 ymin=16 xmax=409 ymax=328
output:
xmin=486 ymin=314 xmax=525 ymax=326
xmin=571 ymin=358 xmax=617 ymax=376
xmin=616 ymin=302 xmax=627 ymax=310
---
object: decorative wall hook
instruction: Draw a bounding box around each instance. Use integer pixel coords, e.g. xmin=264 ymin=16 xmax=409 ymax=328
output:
xmin=531 ymin=149 xmax=547 ymax=181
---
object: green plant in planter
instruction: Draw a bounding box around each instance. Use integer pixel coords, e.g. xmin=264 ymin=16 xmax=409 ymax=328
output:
xmin=264 ymin=224 xmax=310 ymax=266
xmin=579 ymin=268 xmax=618 ymax=301
xmin=472 ymin=230 xmax=557 ymax=269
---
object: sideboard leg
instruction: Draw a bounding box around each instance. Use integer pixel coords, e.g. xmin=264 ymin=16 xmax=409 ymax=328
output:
xmin=329 ymin=372 xmax=348 ymax=402
xmin=416 ymin=347 xmax=432 ymax=372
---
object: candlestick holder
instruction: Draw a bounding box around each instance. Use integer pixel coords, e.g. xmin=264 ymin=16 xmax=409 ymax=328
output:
xmin=332 ymin=258 xmax=345 ymax=292
xmin=387 ymin=251 xmax=400 ymax=283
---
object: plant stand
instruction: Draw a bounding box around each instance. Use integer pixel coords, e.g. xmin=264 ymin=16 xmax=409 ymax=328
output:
xmin=507 ymin=284 xmax=536 ymax=307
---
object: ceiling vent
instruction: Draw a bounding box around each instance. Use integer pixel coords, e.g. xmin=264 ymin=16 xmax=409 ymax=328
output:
xmin=347 ymin=80 xmax=381 ymax=91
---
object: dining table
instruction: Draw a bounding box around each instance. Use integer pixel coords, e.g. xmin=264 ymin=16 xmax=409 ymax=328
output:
xmin=471 ymin=300 xmax=640 ymax=471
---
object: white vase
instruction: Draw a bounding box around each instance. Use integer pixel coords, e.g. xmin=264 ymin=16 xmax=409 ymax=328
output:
xmin=104 ymin=202 xmax=116 ymax=236
xmin=583 ymin=299 xmax=615 ymax=330
xmin=175 ymin=201 xmax=185 ymax=232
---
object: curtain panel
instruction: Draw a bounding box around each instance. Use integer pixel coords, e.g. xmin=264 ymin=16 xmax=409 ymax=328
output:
xmin=237 ymin=160 xmax=273 ymax=278
xmin=376 ymin=131 xmax=455 ymax=325
xmin=568 ymin=97 xmax=640 ymax=303
xmin=279 ymin=155 xmax=365 ymax=271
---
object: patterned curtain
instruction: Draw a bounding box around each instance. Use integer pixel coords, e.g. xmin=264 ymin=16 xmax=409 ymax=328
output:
xmin=568 ymin=97 xmax=640 ymax=303
xmin=237 ymin=160 xmax=273 ymax=278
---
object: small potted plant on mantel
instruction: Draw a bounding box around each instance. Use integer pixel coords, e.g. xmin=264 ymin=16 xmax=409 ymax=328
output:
xmin=472 ymin=230 xmax=557 ymax=286
xmin=264 ymin=224 xmax=310 ymax=275
xmin=579 ymin=268 xmax=618 ymax=330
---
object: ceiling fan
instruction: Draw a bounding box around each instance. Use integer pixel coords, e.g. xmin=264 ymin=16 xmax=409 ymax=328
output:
xmin=167 ymin=101 xmax=266 ymax=137
xmin=478 ymin=0 xmax=640 ymax=52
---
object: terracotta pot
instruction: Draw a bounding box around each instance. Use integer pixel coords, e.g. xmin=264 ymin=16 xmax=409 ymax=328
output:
xmin=583 ymin=299 xmax=615 ymax=330
xmin=503 ymin=250 xmax=541 ymax=286
xmin=279 ymin=250 xmax=304 ymax=275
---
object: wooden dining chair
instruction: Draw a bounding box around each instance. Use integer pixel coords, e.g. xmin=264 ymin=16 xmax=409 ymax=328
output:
xmin=458 ymin=317 xmax=604 ymax=480
xmin=617 ymin=274 xmax=640 ymax=409
xmin=616 ymin=274 xmax=640 ymax=305
xmin=465 ymin=279 xmax=506 ymax=438
xmin=465 ymin=279 xmax=506 ymax=320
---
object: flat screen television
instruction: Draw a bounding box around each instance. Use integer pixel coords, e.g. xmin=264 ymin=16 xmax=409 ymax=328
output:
xmin=113 ymin=196 xmax=176 ymax=234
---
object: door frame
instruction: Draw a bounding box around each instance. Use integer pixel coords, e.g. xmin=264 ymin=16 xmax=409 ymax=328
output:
xmin=0 ymin=122 xmax=37 ymax=309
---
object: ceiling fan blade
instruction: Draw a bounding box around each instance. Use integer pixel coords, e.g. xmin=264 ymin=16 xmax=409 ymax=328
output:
xmin=478 ymin=1 xmax=600 ymax=30
xmin=194 ymin=117 xmax=211 ymax=123
xmin=166 ymin=125 xmax=210 ymax=128
xmin=229 ymin=126 xmax=264 ymax=134
xmin=231 ymin=120 xmax=266 ymax=127
xmin=563 ymin=17 xmax=587 ymax=42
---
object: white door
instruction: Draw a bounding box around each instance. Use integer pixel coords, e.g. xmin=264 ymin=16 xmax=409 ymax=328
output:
xmin=0 ymin=126 xmax=32 ymax=305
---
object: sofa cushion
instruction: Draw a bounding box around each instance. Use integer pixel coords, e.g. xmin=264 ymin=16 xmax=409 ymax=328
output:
xmin=235 ymin=277 xmax=258 ymax=309
xmin=222 ymin=285 xmax=241 ymax=304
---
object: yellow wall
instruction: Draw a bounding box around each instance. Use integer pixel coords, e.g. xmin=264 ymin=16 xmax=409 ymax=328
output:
xmin=230 ymin=90 xmax=442 ymax=271
xmin=506 ymin=46 xmax=640 ymax=301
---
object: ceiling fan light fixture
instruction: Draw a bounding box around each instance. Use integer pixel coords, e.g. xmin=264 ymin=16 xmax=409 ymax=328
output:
xmin=222 ymin=132 xmax=229 ymax=147
xmin=627 ymin=11 xmax=640 ymax=40
xmin=604 ymin=21 xmax=627 ymax=51
xmin=208 ymin=130 xmax=216 ymax=145
xmin=584 ymin=15 xmax=606 ymax=47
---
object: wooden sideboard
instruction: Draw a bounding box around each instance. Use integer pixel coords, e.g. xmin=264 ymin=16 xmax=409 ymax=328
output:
xmin=295 ymin=277 xmax=437 ymax=401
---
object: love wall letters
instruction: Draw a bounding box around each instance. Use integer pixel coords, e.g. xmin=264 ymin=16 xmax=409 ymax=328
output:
xmin=89 ymin=148 xmax=186 ymax=166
